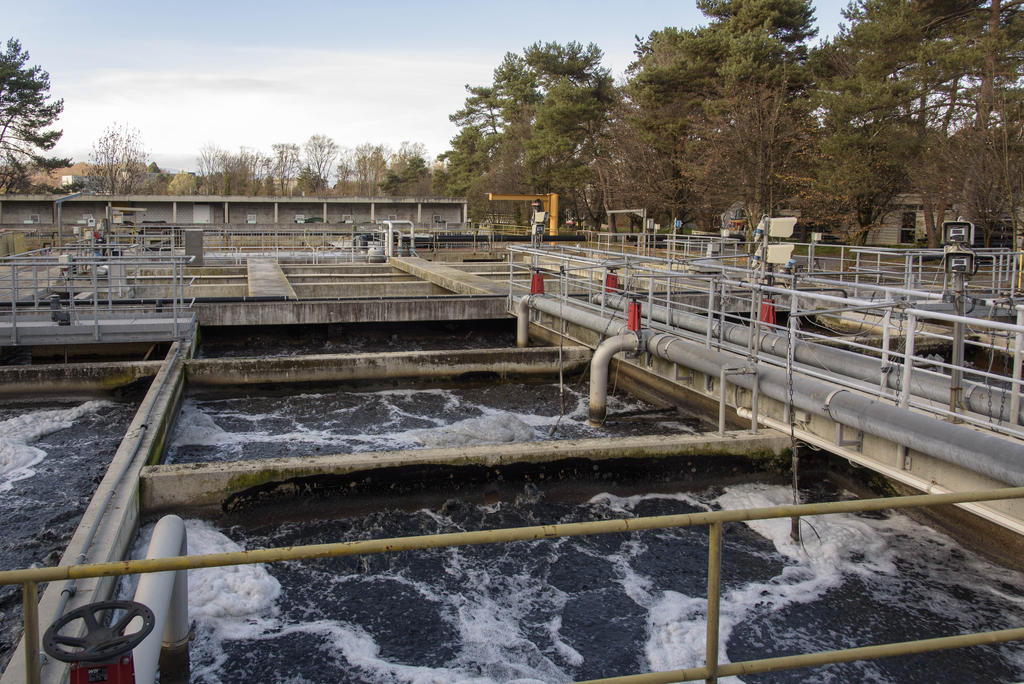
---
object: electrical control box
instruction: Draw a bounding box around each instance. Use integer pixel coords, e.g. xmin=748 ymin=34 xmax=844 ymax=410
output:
xmin=942 ymin=220 xmax=974 ymax=245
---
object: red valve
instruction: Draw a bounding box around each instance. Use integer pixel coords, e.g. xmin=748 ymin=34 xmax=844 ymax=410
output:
xmin=627 ymin=300 xmax=642 ymax=332
xmin=530 ymin=272 xmax=545 ymax=295
xmin=71 ymin=655 xmax=136 ymax=684
xmin=604 ymin=272 xmax=619 ymax=293
xmin=760 ymin=298 xmax=776 ymax=325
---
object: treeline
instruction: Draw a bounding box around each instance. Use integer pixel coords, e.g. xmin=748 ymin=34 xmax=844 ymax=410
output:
xmin=84 ymin=133 xmax=438 ymax=198
xmin=434 ymin=0 xmax=1024 ymax=246
xmin=187 ymin=138 xmax=435 ymax=198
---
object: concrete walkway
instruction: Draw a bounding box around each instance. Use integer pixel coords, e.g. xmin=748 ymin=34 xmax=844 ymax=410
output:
xmin=390 ymin=257 xmax=507 ymax=296
xmin=247 ymin=257 xmax=297 ymax=299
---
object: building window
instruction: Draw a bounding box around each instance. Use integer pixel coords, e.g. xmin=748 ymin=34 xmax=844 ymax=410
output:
xmin=900 ymin=211 xmax=917 ymax=244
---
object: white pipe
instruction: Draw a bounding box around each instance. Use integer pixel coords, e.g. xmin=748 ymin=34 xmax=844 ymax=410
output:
xmin=589 ymin=332 xmax=641 ymax=427
xmin=516 ymin=295 xmax=532 ymax=348
xmin=131 ymin=514 xmax=190 ymax=684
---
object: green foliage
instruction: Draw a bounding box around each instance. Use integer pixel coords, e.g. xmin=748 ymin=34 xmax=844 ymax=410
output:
xmin=381 ymin=155 xmax=430 ymax=196
xmin=440 ymin=40 xmax=616 ymax=223
xmin=626 ymin=0 xmax=817 ymax=228
xmin=0 ymin=38 xmax=65 ymax=192
xmin=167 ymin=171 xmax=197 ymax=195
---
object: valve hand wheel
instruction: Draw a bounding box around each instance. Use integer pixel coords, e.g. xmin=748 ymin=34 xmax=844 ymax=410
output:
xmin=43 ymin=600 xmax=155 ymax=663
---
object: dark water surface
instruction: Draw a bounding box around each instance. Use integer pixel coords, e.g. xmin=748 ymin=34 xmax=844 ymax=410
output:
xmin=124 ymin=485 xmax=1024 ymax=683
xmin=0 ymin=396 xmax=139 ymax=672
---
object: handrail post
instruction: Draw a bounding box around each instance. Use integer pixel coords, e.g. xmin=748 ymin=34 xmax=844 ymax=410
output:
xmin=23 ymin=580 xmax=39 ymax=684
xmin=706 ymin=521 xmax=723 ymax=684
xmin=1011 ymin=307 xmax=1024 ymax=427
xmin=900 ymin=313 xmax=917 ymax=408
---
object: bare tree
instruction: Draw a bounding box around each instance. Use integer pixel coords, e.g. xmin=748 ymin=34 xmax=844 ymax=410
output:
xmin=334 ymin=147 xmax=356 ymax=194
xmin=196 ymin=142 xmax=224 ymax=195
xmin=271 ymin=142 xmax=300 ymax=195
xmin=302 ymin=134 xmax=338 ymax=194
xmin=353 ymin=143 xmax=390 ymax=197
xmin=90 ymin=123 xmax=146 ymax=194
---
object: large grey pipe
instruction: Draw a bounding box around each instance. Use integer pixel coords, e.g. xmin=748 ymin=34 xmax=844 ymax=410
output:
xmin=589 ymin=333 xmax=642 ymax=427
xmin=518 ymin=294 xmax=630 ymax=346
xmin=598 ymin=293 xmax=1019 ymax=425
xmin=131 ymin=515 xmax=191 ymax=684
xmin=520 ymin=295 xmax=1024 ymax=487
xmin=646 ymin=332 xmax=1024 ymax=486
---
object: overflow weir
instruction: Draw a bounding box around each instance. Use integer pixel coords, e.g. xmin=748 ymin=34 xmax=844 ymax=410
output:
xmin=1 ymin=229 xmax=1024 ymax=683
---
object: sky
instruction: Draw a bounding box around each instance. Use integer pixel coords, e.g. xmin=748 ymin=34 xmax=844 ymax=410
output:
xmin=7 ymin=1 xmax=848 ymax=173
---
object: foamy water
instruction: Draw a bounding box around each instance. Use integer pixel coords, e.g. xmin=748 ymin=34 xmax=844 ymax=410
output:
xmin=168 ymin=384 xmax=701 ymax=464
xmin=123 ymin=486 xmax=1024 ymax=682
xmin=0 ymin=398 xmax=137 ymax=673
xmin=0 ymin=401 xmax=114 ymax=491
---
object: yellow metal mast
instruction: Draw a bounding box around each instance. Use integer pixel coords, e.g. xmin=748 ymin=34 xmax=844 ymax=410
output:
xmin=487 ymin=193 xmax=559 ymax=235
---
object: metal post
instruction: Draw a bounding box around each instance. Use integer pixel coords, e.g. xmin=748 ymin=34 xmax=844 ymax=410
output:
xmin=92 ymin=253 xmax=99 ymax=341
xmin=10 ymin=262 xmax=18 ymax=346
xmin=1011 ymin=307 xmax=1023 ymax=427
xmin=23 ymin=581 xmax=39 ymax=684
xmin=706 ymin=278 xmax=715 ymax=350
xmin=705 ymin=521 xmax=723 ymax=684
xmin=647 ymin=274 xmax=654 ymax=329
xmin=719 ymin=368 xmax=729 ymax=436
xmin=880 ymin=298 xmax=893 ymax=398
xmin=950 ymin=274 xmax=965 ymax=419
xmin=901 ymin=313 xmax=917 ymax=408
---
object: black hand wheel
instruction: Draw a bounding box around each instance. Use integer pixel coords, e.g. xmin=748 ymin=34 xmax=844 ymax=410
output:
xmin=43 ymin=600 xmax=155 ymax=663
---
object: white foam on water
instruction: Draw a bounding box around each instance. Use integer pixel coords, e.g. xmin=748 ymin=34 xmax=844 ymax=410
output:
xmin=589 ymin=491 xmax=711 ymax=515
xmin=635 ymin=483 xmax=980 ymax=679
xmin=0 ymin=400 xmax=113 ymax=491
xmin=409 ymin=414 xmax=536 ymax=448
xmin=170 ymin=401 xmax=247 ymax=451
xmin=123 ymin=519 xmax=283 ymax=682
xmin=184 ymin=519 xmax=282 ymax=621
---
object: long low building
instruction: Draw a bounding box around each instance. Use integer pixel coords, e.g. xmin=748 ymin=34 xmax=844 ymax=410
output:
xmin=0 ymin=193 xmax=469 ymax=229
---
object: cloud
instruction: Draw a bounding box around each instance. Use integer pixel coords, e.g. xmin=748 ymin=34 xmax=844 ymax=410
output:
xmin=52 ymin=46 xmax=492 ymax=169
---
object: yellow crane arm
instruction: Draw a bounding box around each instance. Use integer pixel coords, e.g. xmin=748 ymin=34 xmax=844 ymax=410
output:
xmin=487 ymin=193 xmax=559 ymax=235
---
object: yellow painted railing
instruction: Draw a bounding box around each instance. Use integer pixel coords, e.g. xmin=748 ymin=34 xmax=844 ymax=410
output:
xmin=4 ymin=487 xmax=1024 ymax=683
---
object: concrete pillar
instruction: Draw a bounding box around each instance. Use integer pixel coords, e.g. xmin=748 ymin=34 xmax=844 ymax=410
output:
xmin=223 ymin=202 xmax=229 ymax=224
xmin=370 ymin=202 xmax=375 ymax=223
xmin=462 ymin=202 xmax=468 ymax=226
xmin=172 ymin=201 xmax=177 ymax=224
xmin=417 ymin=202 xmax=422 ymax=224
xmin=322 ymin=201 xmax=327 ymax=222
xmin=274 ymin=202 xmax=279 ymax=224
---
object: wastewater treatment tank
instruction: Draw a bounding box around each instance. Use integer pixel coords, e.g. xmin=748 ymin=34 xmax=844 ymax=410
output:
xmin=118 ymin=483 xmax=1024 ymax=682
xmin=0 ymin=395 xmax=140 ymax=672
xmin=147 ymin=374 xmax=1024 ymax=682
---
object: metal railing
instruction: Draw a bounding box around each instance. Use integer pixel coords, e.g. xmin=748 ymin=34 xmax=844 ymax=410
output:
xmin=0 ymin=247 xmax=195 ymax=345
xmin=507 ymin=245 xmax=1024 ymax=437
xmin=1 ymin=487 xmax=1022 ymax=683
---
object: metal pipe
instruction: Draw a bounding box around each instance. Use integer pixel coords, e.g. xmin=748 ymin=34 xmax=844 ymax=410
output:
xmin=597 ymin=293 xmax=1022 ymax=426
xmin=516 ymin=295 xmax=531 ymax=348
xmin=1 ymin=488 xmax=1022 ymax=588
xmin=23 ymin=582 xmax=39 ymax=684
xmin=646 ymin=331 xmax=1024 ymax=486
xmin=705 ymin=522 xmax=722 ymax=684
xmin=525 ymin=294 xmax=1024 ymax=484
xmin=589 ymin=332 xmax=641 ymax=427
xmin=131 ymin=515 xmax=190 ymax=684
